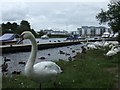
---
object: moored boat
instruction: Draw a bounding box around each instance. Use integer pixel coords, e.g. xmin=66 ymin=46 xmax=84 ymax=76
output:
xmin=41 ymin=34 xmax=49 ymax=39
xmin=0 ymin=33 xmax=19 ymax=45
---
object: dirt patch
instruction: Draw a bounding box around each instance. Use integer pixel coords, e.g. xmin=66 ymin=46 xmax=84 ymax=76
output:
xmin=103 ymin=67 xmax=118 ymax=74
xmin=103 ymin=67 xmax=118 ymax=88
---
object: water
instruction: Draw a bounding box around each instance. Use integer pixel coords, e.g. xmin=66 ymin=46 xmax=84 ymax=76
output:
xmin=23 ymin=38 xmax=66 ymax=44
xmin=2 ymin=44 xmax=83 ymax=74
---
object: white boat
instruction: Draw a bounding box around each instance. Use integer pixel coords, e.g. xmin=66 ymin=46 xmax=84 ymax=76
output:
xmin=0 ymin=33 xmax=19 ymax=45
xmin=41 ymin=34 xmax=49 ymax=39
xmin=101 ymin=32 xmax=110 ymax=38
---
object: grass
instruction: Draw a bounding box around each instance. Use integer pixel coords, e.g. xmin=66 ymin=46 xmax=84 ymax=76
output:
xmin=2 ymin=49 xmax=119 ymax=89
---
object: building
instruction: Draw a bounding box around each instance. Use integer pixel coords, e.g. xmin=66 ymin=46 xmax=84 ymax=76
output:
xmin=77 ymin=26 xmax=112 ymax=37
xmin=50 ymin=30 xmax=68 ymax=35
xmin=40 ymin=29 xmax=69 ymax=35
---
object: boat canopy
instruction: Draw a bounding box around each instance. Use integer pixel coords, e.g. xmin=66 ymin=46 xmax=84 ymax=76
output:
xmin=0 ymin=33 xmax=15 ymax=41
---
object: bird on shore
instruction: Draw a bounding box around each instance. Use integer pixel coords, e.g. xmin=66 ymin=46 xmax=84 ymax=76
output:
xmin=105 ymin=50 xmax=117 ymax=57
xmin=81 ymin=46 xmax=87 ymax=53
xmin=4 ymin=57 xmax=11 ymax=62
xmin=105 ymin=45 xmax=119 ymax=57
xmin=17 ymin=31 xmax=62 ymax=89
xmin=1 ymin=60 xmax=8 ymax=74
xmin=18 ymin=61 xmax=26 ymax=65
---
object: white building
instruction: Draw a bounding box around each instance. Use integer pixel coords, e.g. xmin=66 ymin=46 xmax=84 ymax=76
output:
xmin=50 ymin=30 xmax=68 ymax=35
xmin=41 ymin=29 xmax=69 ymax=35
xmin=77 ymin=26 xmax=112 ymax=36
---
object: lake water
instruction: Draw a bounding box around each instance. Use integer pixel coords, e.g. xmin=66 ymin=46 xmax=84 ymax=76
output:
xmin=23 ymin=38 xmax=67 ymax=44
xmin=1 ymin=38 xmax=84 ymax=74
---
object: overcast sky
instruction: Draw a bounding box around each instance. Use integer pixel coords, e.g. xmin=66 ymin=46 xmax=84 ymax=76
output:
xmin=0 ymin=0 xmax=110 ymax=32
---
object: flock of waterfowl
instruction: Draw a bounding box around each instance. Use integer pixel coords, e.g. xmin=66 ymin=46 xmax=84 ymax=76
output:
xmin=0 ymin=31 xmax=120 ymax=88
xmin=84 ymin=41 xmax=120 ymax=56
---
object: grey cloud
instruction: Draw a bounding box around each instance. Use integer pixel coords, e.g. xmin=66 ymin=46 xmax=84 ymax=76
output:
xmin=2 ymin=11 xmax=28 ymax=21
xmin=1 ymin=2 xmax=29 ymax=21
xmin=1 ymin=2 xmax=109 ymax=31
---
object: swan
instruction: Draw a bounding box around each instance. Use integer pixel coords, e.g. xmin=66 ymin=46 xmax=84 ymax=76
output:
xmin=105 ymin=50 xmax=117 ymax=57
xmin=17 ymin=31 xmax=62 ymax=88
xmin=105 ymin=46 xmax=118 ymax=57
xmin=87 ymin=44 xmax=97 ymax=50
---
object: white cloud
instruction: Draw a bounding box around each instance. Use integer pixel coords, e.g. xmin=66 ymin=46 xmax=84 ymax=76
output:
xmin=1 ymin=1 xmax=109 ymax=31
xmin=1 ymin=0 xmax=110 ymax=3
xmin=1 ymin=2 xmax=29 ymax=22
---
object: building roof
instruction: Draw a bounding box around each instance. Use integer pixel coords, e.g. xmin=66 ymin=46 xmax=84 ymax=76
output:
xmin=103 ymin=32 xmax=110 ymax=35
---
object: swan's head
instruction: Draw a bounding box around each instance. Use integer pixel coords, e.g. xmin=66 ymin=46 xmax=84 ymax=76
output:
xmin=21 ymin=31 xmax=34 ymax=39
xmin=17 ymin=31 xmax=34 ymax=44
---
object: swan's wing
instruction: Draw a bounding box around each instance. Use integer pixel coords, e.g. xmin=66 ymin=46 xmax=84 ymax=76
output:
xmin=44 ymin=62 xmax=62 ymax=74
xmin=33 ymin=61 xmax=62 ymax=74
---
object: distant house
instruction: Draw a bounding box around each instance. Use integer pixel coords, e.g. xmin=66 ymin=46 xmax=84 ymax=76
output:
xmin=50 ymin=30 xmax=68 ymax=35
xmin=77 ymin=26 xmax=112 ymax=36
xmin=44 ymin=29 xmax=53 ymax=34
xmin=40 ymin=29 xmax=69 ymax=35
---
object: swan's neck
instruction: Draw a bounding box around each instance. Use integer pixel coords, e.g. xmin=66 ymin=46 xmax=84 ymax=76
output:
xmin=25 ymin=36 xmax=37 ymax=75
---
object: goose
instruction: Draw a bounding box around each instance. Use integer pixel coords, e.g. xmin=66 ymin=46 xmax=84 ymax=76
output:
xmin=1 ymin=60 xmax=8 ymax=73
xmin=17 ymin=31 xmax=62 ymax=88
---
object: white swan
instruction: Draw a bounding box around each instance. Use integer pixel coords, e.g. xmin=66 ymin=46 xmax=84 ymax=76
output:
xmin=87 ymin=44 xmax=97 ymax=50
xmin=105 ymin=46 xmax=118 ymax=57
xmin=18 ymin=31 xmax=62 ymax=88
xmin=106 ymin=50 xmax=117 ymax=57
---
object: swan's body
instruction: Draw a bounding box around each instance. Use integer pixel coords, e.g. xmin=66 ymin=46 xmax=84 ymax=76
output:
xmin=105 ymin=46 xmax=119 ymax=56
xmin=18 ymin=31 xmax=62 ymax=85
xmin=26 ymin=61 xmax=62 ymax=83
xmin=87 ymin=44 xmax=97 ymax=50
xmin=106 ymin=50 xmax=117 ymax=56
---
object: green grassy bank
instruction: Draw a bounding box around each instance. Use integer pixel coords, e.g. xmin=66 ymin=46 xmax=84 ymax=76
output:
xmin=2 ymin=49 xmax=119 ymax=89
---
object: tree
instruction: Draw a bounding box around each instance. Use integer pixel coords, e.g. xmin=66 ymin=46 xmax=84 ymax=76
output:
xmin=1 ymin=22 xmax=19 ymax=34
xmin=16 ymin=24 xmax=30 ymax=34
xmin=96 ymin=0 xmax=120 ymax=43
xmin=16 ymin=20 xmax=31 ymax=34
xmin=1 ymin=20 xmax=38 ymax=37
xmin=20 ymin=20 xmax=31 ymax=30
xmin=11 ymin=22 xmax=18 ymax=31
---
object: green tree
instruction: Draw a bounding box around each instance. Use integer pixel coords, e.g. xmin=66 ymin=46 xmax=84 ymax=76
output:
xmin=17 ymin=24 xmax=30 ymax=34
xmin=96 ymin=0 xmax=120 ymax=43
xmin=20 ymin=20 xmax=31 ymax=30
xmin=16 ymin=20 xmax=31 ymax=34
xmin=11 ymin=22 xmax=18 ymax=33
xmin=1 ymin=22 xmax=19 ymax=34
xmin=16 ymin=20 xmax=38 ymax=37
xmin=1 ymin=23 xmax=13 ymax=34
xmin=31 ymin=29 xmax=38 ymax=38
xmin=1 ymin=20 xmax=38 ymax=37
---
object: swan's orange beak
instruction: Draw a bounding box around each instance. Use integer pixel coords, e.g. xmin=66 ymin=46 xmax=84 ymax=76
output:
xmin=17 ymin=34 xmax=24 ymax=44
